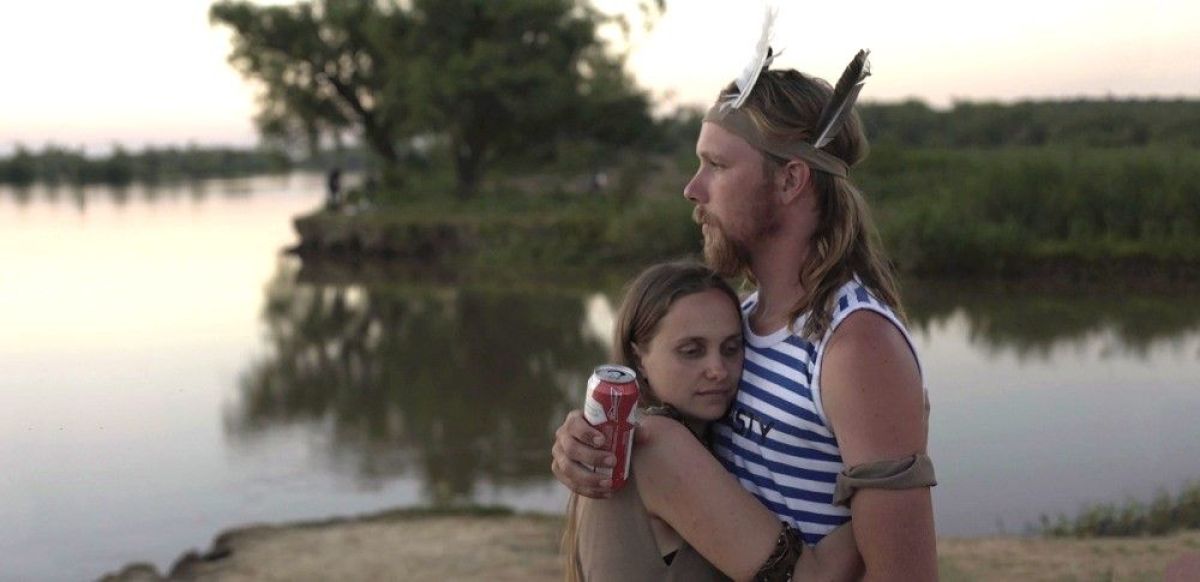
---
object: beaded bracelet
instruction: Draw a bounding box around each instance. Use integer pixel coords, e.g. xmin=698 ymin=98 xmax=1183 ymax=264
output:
xmin=754 ymin=522 xmax=803 ymax=582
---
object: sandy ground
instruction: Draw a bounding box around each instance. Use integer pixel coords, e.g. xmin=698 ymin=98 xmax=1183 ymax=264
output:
xmin=99 ymin=508 xmax=1200 ymax=581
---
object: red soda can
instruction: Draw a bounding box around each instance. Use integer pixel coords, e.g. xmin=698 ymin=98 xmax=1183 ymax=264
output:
xmin=584 ymin=364 xmax=640 ymax=491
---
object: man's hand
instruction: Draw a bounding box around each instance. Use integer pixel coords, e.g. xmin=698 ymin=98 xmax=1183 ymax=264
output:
xmin=550 ymin=410 xmax=615 ymax=498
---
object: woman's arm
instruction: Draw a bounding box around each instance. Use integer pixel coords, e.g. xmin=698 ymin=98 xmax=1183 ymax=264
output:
xmin=634 ymin=416 xmax=862 ymax=581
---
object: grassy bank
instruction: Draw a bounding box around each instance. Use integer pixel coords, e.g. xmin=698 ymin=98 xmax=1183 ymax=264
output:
xmin=865 ymin=146 xmax=1200 ymax=275
xmin=291 ymin=193 xmax=699 ymax=271
xmin=1039 ymin=482 xmax=1200 ymax=539
xmin=292 ymin=144 xmax=1200 ymax=279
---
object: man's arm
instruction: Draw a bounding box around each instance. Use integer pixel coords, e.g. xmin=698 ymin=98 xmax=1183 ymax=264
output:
xmin=551 ymin=409 xmax=616 ymax=498
xmin=821 ymin=311 xmax=937 ymax=581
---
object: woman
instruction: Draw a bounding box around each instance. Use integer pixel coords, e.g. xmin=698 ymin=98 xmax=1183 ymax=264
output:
xmin=562 ymin=261 xmax=861 ymax=581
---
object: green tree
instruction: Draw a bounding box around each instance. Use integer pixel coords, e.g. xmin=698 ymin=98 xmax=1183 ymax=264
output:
xmin=211 ymin=0 xmax=660 ymax=200
xmin=211 ymin=0 xmax=412 ymax=183
xmin=404 ymin=0 xmax=654 ymax=199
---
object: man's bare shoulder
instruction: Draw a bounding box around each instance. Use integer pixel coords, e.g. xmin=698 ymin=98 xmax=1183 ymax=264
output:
xmin=824 ymin=309 xmax=912 ymax=361
xmin=820 ymin=309 xmax=925 ymax=464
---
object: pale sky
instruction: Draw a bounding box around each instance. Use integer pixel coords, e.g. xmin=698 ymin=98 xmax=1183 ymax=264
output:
xmin=1 ymin=0 xmax=1197 ymax=153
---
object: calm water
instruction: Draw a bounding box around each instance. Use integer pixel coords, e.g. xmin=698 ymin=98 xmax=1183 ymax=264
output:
xmin=2 ymin=176 xmax=1199 ymax=581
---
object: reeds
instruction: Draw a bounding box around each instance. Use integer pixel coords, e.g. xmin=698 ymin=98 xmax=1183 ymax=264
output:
xmin=1040 ymin=482 xmax=1200 ymax=538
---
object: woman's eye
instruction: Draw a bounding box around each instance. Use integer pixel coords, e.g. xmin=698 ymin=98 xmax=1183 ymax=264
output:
xmin=678 ymin=346 xmax=703 ymax=358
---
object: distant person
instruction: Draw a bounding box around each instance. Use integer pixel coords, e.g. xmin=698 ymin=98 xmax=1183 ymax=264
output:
xmin=552 ymin=30 xmax=937 ymax=580
xmin=563 ymin=261 xmax=862 ymax=581
xmin=589 ymin=170 xmax=608 ymax=194
xmin=325 ymin=167 xmax=343 ymax=211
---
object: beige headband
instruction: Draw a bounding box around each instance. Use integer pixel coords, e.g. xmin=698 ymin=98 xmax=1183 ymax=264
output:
xmin=703 ymin=104 xmax=850 ymax=178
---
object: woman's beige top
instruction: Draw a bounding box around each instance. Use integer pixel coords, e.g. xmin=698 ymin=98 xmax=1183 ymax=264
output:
xmin=573 ymin=471 xmax=730 ymax=581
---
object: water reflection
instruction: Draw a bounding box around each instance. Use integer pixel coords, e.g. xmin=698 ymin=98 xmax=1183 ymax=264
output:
xmin=228 ymin=265 xmax=1200 ymax=507
xmin=1 ymin=176 xmax=255 ymax=210
xmin=227 ymin=262 xmax=607 ymax=504
xmin=904 ymin=280 xmax=1200 ymax=359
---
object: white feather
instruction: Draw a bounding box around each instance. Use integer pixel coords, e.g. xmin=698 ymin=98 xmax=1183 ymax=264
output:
xmin=723 ymin=3 xmax=778 ymax=110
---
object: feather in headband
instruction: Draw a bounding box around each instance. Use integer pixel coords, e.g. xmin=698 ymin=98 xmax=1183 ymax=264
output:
xmin=719 ymin=4 xmax=779 ymax=111
xmin=812 ymin=49 xmax=871 ymax=149
xmin=711 ymin=5 xmax=870 ymax=175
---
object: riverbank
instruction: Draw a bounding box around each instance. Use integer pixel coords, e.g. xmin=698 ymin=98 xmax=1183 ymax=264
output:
xmin=291 ymin=205 xmax=1200 ymax=287
xmin=100 ymin=507 xmax=1200 ymax=581
xmin=289 ymin=143 xmax=1200 ymax=279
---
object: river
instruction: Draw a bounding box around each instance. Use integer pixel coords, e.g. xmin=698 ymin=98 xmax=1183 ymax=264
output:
xmin=2 ymin=174 xmax=1198 ymax=581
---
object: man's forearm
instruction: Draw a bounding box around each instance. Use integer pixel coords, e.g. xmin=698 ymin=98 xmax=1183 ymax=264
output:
xmin=792 ymin=523 xmax=864 ymax=581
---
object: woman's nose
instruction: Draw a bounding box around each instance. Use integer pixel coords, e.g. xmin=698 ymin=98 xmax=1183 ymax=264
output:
xmin=704 ymin=356 xmax=728 ymax=381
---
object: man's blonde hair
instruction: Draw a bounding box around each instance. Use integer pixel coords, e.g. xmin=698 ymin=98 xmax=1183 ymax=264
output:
xmin=720 ymin=69 xmax=906 ymax=338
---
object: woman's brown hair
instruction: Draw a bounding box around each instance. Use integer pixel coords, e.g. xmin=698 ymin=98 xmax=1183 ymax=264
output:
xmin=561 ymin=260 xmax=741 ymax=581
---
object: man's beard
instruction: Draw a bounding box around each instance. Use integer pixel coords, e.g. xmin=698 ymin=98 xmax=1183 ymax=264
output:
xmin=692 ymin=188 xmax=778 ymax=278
xmin=695 ymin=207 xmax=750 ymax=277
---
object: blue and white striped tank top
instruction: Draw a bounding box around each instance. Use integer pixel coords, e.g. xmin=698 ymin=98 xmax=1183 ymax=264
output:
xmin=711 ymin=278 xmax=920 ymax=545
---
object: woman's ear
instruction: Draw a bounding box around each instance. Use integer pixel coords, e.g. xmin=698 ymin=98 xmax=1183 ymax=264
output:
xmin=631 ymin=343 xmax=647 ymax=376
xmin=777 ymin=160 xmax=811 ymax=205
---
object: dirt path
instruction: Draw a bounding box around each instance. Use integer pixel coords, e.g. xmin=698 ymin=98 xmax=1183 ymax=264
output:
xmin=100 ymin=508 xmax=1200 ymax=581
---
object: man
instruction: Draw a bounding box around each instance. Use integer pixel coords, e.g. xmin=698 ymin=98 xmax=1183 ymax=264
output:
xmin=553 ymin=52 xmax=938 ymax=580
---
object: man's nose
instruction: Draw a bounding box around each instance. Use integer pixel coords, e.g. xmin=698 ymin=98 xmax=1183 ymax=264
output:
xmin=683 ymin=173 xmax=704 ymax=203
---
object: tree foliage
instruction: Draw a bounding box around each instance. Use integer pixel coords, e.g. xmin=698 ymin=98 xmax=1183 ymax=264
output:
xmin=210 ymin=0 xmax=659 ymax=199
xmin=210 ymin=1 xmax=410 ymax=183
xmin=860 ymin=98 xmax=1200 ymax=148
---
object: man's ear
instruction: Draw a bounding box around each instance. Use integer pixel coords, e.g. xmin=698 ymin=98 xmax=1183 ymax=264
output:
xmin=777 ymin=160 xmax=811 ymax=205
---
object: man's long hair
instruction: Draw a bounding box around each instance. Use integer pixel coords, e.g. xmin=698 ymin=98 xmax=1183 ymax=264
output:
xmin=721 ymin=69 xmax=906 ymax=339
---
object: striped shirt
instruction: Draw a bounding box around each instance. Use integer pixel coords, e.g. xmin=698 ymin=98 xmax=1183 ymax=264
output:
xmin=712 ymin=278 xmax=919 ymax=545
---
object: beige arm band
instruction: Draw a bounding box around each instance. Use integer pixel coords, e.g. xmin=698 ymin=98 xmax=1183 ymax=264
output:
xmin=832 ymin=453 xmax=937 ymax=507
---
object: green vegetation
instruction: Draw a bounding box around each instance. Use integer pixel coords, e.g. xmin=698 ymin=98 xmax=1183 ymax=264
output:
xmin=292 ymin=140 xmax=1200 ymax=278
xmin=291 ymin=186 xmax=698 ymax=271
xmin=864 ymin=145 xmax=1200 ymax=275
xmin=210 ymin=0 xmax=664 ymax=199
xmin=1039 ymin=482 xmax=1200 ymax=538
xmin=862 ymin=99 xmax=1200 ymax=148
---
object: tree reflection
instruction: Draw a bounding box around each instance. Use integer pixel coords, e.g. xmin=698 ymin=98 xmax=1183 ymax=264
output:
xmin=903 ymin=279 xmax=1200 ymax=359
xmin=0 ymin=174 xmax=281 ymax=207
xmin=228 ymin=262 xmax=607 ymax=503
xmin=228 ymin=264 xmax=1200 ymax=504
